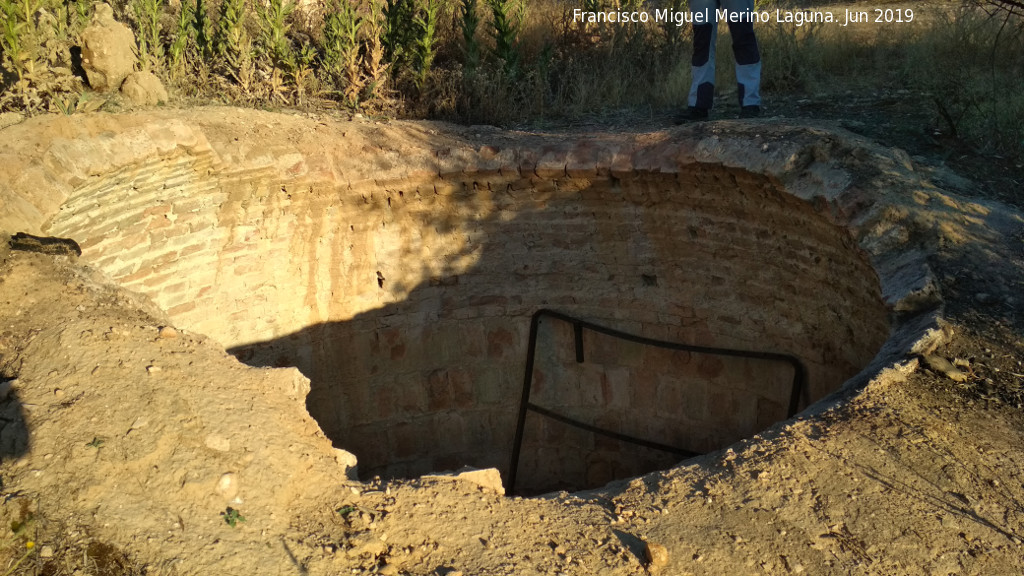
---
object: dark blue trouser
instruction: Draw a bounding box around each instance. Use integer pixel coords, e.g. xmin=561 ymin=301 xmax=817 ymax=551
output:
xmin=689 ymin=0 xmax=761 ymax=109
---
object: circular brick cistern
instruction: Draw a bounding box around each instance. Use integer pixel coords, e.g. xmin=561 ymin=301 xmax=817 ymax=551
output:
xmin=220 ymin=165 xmax=889 ymax=496
xmin=5 ymin=112 xmax=893 ymax=496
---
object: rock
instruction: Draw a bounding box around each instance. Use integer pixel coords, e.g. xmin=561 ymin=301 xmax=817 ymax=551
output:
xmin=40 ymin=545 xmax=54 ymax=558
xmin=80 ymin=4 xmax=137 ymax=91
xmin=280 ymin=367 xmax=311 ymax=400
xmin=879 ymin=251 xmax=941 ymax=313
xmin=334 ymin=448 xmax=359 ymax=480
xmin=157 ymin=326 xmax=178 ymax=339
xmin=909 ymin=318 xmax=954 ymax=356
xmin=0 ymin=112 xmax=24 ymax=130
xmin=121 ymin=71 xmax=169 ymax=106
xmin=205 ymin=434 xmax=231 ymax=452
xmin=422 ymin=467 xmax=505 ymax=495
xmin=216 ymin=473 xmax=239 ymax=500
xmin=643 ymin=541 xmax=669 ymax=568
xmin=922 ymin=355 xmax=969 ymax=383
xmin=346 ymin=533 xmax=387 ymax=558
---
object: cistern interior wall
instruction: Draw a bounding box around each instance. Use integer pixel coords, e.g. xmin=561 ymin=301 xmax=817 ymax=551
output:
xmin=9 ymin=115 xmax=889 ymax=493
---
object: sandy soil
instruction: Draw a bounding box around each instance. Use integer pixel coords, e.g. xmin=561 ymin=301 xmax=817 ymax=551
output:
xmin=0 ymin=108 xmax=1023 ymax=575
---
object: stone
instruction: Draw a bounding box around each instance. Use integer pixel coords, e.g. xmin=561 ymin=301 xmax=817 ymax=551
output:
xmin=422 ymin=467 xmax=505 ymax=495
xmin=205 ymin=434 xmax=231 ymax=452
xmin=0 ymin=112 xmax=23 ymax=130
xmin=922 ymin=355 xmax=969 ymax=383
xmin=279 ymin=367 xmax=311 ymax=400
xmin=879 ymin=253 xmax=941 ymax=313
xmin=334 ymin=448 xmax=359 ymax=480
xmin=216 ymin=472 xmax=239 ymax=500
xmin=644 ymin=541 xmax=669 ymax=568
xmin=158 ymin=326 xmax=178 ymax=339
xmin=80 ymin=4 xmax=137 ymax=92
xmin=346 ymin=533 xmax=387 ymax=558
xmin=121 ymin=71 xmax=169 ymax=106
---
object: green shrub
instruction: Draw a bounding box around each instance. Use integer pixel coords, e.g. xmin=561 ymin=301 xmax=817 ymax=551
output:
xmin=413 ymin=0 xmax=439 ymax=87
xmin=322 ymin=0 xmax=362 ymax=103
xmin=168 ymin=0 xmax=193 ymax=78
xmin=257 ymin=0 xmax=295 ymax=67
xmin=487 ymin=0 xmax=523 ymax=76
xmin=193 ymin=0 xmax=212 ymax=60
xmin=460 ymin=0 xmax=480 ymax=72
xmin=131 ymin=0 xmax=165 ymax=70
xmin=0 ymin=0 xmax=82 ymax=113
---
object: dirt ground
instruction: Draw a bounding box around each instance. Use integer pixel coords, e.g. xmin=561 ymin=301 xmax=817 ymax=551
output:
xmin=0 ymin=101 xmax=1024 ymax=576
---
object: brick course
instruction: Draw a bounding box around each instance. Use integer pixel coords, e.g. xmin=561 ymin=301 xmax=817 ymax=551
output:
xmin=18 ymin=116 xmax=892 ymax=494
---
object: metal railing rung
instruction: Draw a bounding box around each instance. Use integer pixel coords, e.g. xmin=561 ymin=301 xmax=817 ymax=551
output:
xmin=508 ymin=309 xmax=807 ymax=495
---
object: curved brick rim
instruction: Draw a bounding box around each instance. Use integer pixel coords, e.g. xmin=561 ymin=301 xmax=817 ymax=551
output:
xmin=0 ymin=109 xmax=946 ymax=494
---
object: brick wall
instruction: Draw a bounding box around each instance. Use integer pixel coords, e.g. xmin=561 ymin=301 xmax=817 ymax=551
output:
xmin=45 ymin=153 xmax=889 ymax=494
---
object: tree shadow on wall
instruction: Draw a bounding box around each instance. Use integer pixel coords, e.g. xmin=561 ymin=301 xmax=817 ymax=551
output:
xmin=225 ymin=167 xmax=830 ymax=490
xmin=228 ymin=189 xmax=557 ymax=482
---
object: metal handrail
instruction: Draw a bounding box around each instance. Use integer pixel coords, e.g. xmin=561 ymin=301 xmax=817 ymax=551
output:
xmin=507 ymin=308 xmax=807 ymax=494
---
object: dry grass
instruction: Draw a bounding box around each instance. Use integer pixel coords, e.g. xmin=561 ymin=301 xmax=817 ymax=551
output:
xmin=0 ymin=0 xmax=1022 ymax=153
xmin=0 ymin=496 xmax=159 ymax=576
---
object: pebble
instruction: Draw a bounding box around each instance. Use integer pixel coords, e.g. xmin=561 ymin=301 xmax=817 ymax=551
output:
xmin=158 ymin=326 xmax=178 ymax=339
xmin=40 ymin=545 xmax=54 ymax=558
xmin=216 ymin=473 xmax=239 ymax=500
xmin=146 ymin=365 xmax=161 ymax=374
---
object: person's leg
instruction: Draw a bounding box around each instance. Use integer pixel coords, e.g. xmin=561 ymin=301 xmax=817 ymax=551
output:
xmin=687 ymin=0 xmax=718 ymax=113
xmin=723 ymin=0 xmax=761 ymax=112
